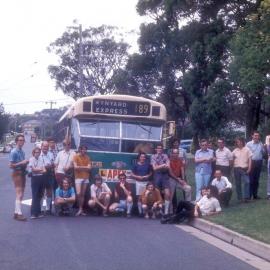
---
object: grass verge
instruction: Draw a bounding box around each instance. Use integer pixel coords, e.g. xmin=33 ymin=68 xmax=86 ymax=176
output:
xmin=183 ymin=158 xmax=270 ymax=244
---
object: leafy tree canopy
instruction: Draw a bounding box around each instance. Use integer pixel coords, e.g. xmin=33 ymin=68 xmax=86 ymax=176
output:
xmin=48 ymin=24 xmax=130 ymax=98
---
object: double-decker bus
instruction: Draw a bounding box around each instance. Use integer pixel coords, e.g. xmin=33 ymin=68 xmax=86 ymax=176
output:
xmin=56 ymin=95 xmax=173 ymax=183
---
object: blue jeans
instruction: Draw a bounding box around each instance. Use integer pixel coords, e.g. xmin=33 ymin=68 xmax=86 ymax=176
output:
xmin=234 ymin=167 xmax=250 ymax=200
xmin=195 ymin=173 xmax=211 ymax=201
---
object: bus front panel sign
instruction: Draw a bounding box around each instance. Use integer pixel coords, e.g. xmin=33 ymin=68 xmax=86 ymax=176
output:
xmin=93 ymin=98 xmax=151 ymax=116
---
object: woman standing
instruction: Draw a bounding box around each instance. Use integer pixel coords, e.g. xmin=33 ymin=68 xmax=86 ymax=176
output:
xmin=29 ymin=147 xmax=46 ymax=219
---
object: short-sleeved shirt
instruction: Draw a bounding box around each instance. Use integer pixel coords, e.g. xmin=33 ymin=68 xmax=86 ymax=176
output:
xmin=211 ymin=176 xmax=232 ymax=191
xmin=246 ymin=140 xmax=264 ymax=161
xmin=115 ymin=182 xmax=131 ymax=200
xmin=48 ymin=149 xmax=58 ymax=162
xmin=215 ymin=147 xmax=233 ymax=166
xmin=132 ymin=162 xmax=152 ymax=177
xmin=29 ymin=156 xmax=44 ymax=176
xmin=151 ymin=153 xmax=170 ymax=174
xmin=195 ymin=149 xmax=214 ymax=174
xmin=40 ymin=151 xmax=53 ymax=167
xmin=73 ymin=153 xmax=91 ymax=179
xmin=9 ymin=147 xmax=26 ymax=172
xmin=90 ymin=183 xmax=111 ymax=198
xmin=232 ymin=147 xmax=252 ymax=168
xmin=170 ymin=158 xmax=184 ymax=178
xmin=55 ymin=187 xmax=75 ymax=198
xmin=197 ymin=195 xmax=221 ymax=216
xmin=168 ymin=148 xmax=187 ymax=162
xmin=54 ymin=150 xmax=76 ymax=174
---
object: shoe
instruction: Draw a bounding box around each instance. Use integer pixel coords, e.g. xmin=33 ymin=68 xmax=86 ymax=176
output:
xmin=267 ymin=195 xmax=270 ymax=200
xmin=45 ymin=210 xmax=52 ymax=216
xmin=253 ymin=196 xmax=261 ymax=200
xmin=126 ymin=214 xmax=131 ymax=218
xmin=15 ymin=214 xmax=27 ymax=221
xmin=81 ymin=211 xmax=87 ymax=216
xmin=38 ymin=214 xmax=44 ymax=218
xmin=103 ymin=213 xmax=108 ymax=217
xmin=144 ymin=214 xmax=149 ymax=219
xmin=30 ymin=215 xmax=38 ymax=219
xmin=75 ymin=210 xmax=82 ymax=217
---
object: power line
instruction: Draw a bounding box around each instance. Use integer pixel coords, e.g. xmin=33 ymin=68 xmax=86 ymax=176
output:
xmin=3 ymin=98 xmax=73 ymax=106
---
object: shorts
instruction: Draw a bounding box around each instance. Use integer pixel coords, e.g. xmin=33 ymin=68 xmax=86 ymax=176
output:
xmin=75 ymin=178 xmax=89 ymax=185
xmin=154 ymin=173 xmax=170 ymax=190
xmin=135 ymin=181 xmax=148 ymax=196
xmin=12 ymin=171 xmax=26 ymax=188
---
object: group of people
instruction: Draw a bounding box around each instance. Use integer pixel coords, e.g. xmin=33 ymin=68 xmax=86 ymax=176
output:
xmin=9 ymin=130 xmax=270 ymax=223
xmin=195 ymin=131 xmax=269 ymax=205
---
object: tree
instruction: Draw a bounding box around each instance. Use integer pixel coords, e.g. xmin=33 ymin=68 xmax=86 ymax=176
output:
xmin=0 ymin=104 xmax=9 ymax=141
xmin=48 ymin=24 xmax=130 ymax=98
xmin=229 ymin=0 xmax=270 ymax=137
xmin=128 ymin=0 xmax=261 ymax=141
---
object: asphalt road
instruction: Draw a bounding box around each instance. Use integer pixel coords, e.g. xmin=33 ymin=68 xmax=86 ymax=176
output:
xmin=0 ymin=137 xmax=259 ymax=270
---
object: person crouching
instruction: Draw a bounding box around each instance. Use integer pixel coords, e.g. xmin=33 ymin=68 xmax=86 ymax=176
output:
xmin=54 ymin=178 xmax=76 ymax=216
xmin=141 ymin=182 xmax=163 ymax=219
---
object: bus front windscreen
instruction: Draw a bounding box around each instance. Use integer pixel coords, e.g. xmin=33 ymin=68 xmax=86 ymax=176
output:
xmin=78 ymin=120 xmax=162 ymax=152
xmin=122 ymin=122 xmax=161 ymax=141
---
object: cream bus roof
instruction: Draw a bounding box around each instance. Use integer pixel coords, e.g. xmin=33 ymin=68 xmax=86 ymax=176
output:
xmin=59 ymin=95 xmax=166 ymax=122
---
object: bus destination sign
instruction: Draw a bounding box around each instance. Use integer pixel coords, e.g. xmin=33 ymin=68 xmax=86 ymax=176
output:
xmin=93 ymin=98 xmax=150 ymax=116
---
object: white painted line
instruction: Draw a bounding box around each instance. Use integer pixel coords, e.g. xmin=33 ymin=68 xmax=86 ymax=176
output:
xmin=22 ymin=199 xmax=54 ymax=206
xmin=176 ymin=224 xmax=270 ymax=270
xmin=22 ymin=199 xmax=32 ymax=206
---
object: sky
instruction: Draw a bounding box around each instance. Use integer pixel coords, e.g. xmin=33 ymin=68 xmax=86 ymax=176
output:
xmin=0 ymin=0 xmax=145 ymax=114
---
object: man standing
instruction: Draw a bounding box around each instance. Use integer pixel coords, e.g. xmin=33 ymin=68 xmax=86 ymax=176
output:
xmin=151 ymin=144 xmax=171 ymax=215
xmin=48 ymin=138 xmax=58 ymax=191
xmin=54 ymin=139 xmax=76 ymax=185
xmin=232 ymin=137 xmax=252 ymax=202
xmin=40 ymin=141 xmax=54 ymax=214
xmin=9 ymin=134 xmax=29 ymax=221
xmin=246 ymin=131 xmax=265 ymax=199
xmin=169 ymin=148 xmax=192 ymax=210
xmin=73 ymin=145 xmax=91 ymax=216
xmin=194 ymin=139 xmax=214 ymax=201
xmin=211 ymin=170 xmax=232 ymax=206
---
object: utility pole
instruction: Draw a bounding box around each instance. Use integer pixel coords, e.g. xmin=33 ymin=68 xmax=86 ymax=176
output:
xmin=45 ymin=101 xmax=57 ymax=138
xmin=78 ymin=24 xmax=84 ymax=97
xmin=45 ymin=100 xmax=57 ymax=110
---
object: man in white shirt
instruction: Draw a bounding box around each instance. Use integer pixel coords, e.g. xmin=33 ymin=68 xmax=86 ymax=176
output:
xmin=215 ymin=138 xmax=233 ymax=178
xmin=161 ymin=186 xmax=221 ymax=224
xmin=246 ymin=131 xmax=265 ymax=199
xmin=40 ymin=141 xmax=54 ymax=214
xmin=54 ymin=139 xmax=76 ymax=185
xmin=88 ymin=174 xmax=112 ymax=217
xmin=211 ymin=170 xmax=232 ymax=206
